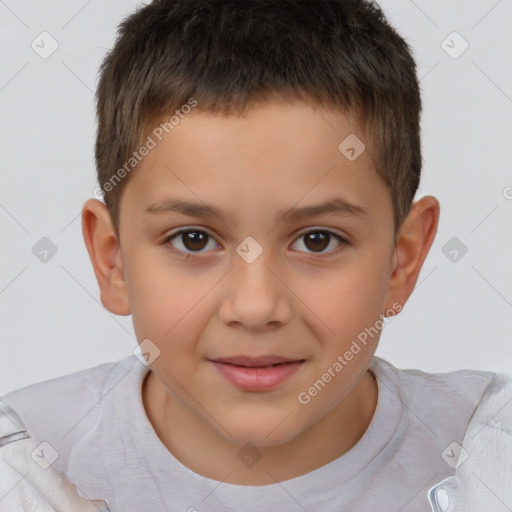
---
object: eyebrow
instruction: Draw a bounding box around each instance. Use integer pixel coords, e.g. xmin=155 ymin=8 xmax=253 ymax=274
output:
xmin=145 ymin=197 xmax=370 ymax=223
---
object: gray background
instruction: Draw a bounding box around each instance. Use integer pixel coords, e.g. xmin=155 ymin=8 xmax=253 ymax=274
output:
xmin=1 ymin=0 xmax=511 ymax=395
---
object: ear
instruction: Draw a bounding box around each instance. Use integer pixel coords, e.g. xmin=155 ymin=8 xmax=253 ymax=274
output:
xmin=81 ymin=199 xmax=131 ymax=316
xmin=384 ymin=195 xmax=440 ymax=314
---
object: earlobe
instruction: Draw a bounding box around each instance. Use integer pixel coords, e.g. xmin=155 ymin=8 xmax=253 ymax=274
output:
xmin=384 ymin=196 xmax=440 ymax=312
xmin=81 ymin=199 xmax=131 ymax=316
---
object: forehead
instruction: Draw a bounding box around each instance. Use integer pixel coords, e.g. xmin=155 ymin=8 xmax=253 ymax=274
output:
xmin=122 ymin=100 xmax=391 ymax=228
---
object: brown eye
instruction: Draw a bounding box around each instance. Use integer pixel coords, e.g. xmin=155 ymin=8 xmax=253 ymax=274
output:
xmin=165 ymin=229 xmax=218 ymax=253
xmin=304 ymin=232 xmax=329 ymax=252
xmin=293 ymin=230 xmax=346 ymax=255
xmin=181 ymin=231 xmax=208 ymax=251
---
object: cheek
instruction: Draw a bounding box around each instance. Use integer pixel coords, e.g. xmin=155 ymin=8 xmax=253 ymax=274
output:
xmin=124 ymin=250 xmax=205 ymax=343
xmin=301 ymin=260 xmax=389 ymax=339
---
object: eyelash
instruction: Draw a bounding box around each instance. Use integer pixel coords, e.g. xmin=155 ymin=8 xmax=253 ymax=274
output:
xmin=162 ymin=227 xmax=348 ymax=259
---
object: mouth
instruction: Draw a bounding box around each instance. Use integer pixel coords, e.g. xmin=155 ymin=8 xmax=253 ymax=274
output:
xmin=208 ymin=356 xmax=306 ymax=391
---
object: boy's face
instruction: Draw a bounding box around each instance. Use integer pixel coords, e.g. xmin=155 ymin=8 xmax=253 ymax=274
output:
xmin=85 ymin=99 xmax=436 ymax=449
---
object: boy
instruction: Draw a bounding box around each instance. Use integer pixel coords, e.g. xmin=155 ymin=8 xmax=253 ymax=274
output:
xmin=0 ymin=0 xmax=510 ymax=510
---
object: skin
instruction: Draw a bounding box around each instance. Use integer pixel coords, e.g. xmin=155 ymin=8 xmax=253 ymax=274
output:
xmin=82 ymin=99 xmax=440 ymax=485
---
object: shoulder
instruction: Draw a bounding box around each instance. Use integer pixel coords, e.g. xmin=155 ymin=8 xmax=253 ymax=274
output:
xmin=371 ymin=356 xmax=496 ymax=402
xmin=0 ymin=356 xmax=139 ymax=434
xmin=0 ymin=356 xmax=143 ymax=478
xmin=1 ymin=357 xmax=125 ymax=408
xmin=427 ymin=371 xmax=512 ymax=511
xmin=460 ymin=370 xmax=512 ymax=477
xmin=370 ymin=356 xmax=497 ymax=440
xmin=469 ymin=370 xmax=512 ymax=427
xmin=0 ymin=401 xmax=109 ymax=511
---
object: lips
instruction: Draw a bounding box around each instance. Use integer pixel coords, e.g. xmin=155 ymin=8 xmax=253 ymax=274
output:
xmin=209 ymin=355 xmax=305 ymax=391
xmin=211 ymin=355 xmax=303 ymax=368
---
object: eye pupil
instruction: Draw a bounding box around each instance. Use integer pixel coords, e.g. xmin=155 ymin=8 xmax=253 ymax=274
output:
xmin=305 ymin=232 xmax=329 ymax=252
xmin=183 ymin=231 xmax=208 ymax=251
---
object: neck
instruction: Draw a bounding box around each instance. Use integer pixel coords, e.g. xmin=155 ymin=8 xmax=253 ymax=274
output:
xmin=142 ymin=368 xmax=378 ymax=485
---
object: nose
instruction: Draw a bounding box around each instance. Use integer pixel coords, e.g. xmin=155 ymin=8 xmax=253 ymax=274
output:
xmin=218 ymin=244 xmax=293 ymax=332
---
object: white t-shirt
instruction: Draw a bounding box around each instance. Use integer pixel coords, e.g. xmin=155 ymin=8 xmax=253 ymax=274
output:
xmin=0 ymin=355 xmax=496 ymax=511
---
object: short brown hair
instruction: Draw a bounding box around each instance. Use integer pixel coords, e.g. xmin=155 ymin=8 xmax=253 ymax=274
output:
xmin=95 ymin=0 xmax=421 ymax=239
